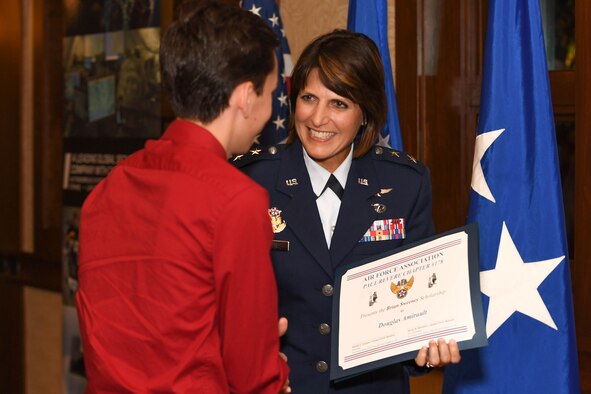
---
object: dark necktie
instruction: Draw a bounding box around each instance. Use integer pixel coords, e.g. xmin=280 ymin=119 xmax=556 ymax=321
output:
xmin=320 ymin=174 xmax=344 ymax=200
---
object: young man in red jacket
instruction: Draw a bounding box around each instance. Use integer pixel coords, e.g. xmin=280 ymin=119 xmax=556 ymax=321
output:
xmin=76 ymin=1 xmax=289 ymax=392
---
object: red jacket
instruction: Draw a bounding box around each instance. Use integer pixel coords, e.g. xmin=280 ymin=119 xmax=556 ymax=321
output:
xmin=77 ymin=119 xmax=288 ymax=393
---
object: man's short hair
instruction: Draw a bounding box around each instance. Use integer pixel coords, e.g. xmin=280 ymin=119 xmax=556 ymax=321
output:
xmin=160 ymin=0 xmax=279 ymax=123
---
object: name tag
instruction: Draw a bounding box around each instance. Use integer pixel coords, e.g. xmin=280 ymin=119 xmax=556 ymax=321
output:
xmin=272 ymin=240 xmax=290 ymax=252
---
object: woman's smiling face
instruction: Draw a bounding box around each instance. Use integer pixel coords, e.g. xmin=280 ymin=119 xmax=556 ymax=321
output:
xmin=294 ymin=68 xmax=364 ymax=173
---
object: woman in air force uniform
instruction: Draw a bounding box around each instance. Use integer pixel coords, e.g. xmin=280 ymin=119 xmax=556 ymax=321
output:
xmin=234 ymin=30 xmax=461 ymax=393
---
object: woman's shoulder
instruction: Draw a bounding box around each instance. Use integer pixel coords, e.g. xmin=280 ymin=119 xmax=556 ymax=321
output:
xmin=366 ymin=145 xmax=429 ymax=175
xmin=230 ymin=144 xmax=285 ymax=167
xmin=229 ymin=144 xmax=286 ymax=173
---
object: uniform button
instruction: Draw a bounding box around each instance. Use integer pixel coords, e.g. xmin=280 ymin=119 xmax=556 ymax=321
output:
xmin=322 ymin=284 xmax=334 ymax=296
xmin=268 ymin=146 xmax=277 ymax=155
xmin=319 ymin=323 xmax=331 ymax=335
xmin=375 ymin=146 xmax=383 ymax=155
xmin=316 ymin=361 xmax=329 ymax=373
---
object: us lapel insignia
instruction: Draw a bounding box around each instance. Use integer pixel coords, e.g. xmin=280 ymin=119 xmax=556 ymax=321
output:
xmin=285 ymin=178 xmax=298 ymax=186
xmin=268 ymin=207 xmax=287 ymax=233
xmin=358 ymin=178 xmax=368 ymax=186
xmin=391 ymin=276 xmax=414 ymax=299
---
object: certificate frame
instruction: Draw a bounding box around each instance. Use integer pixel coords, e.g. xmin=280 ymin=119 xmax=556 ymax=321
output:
xmin=330 ymin=223 xmax=487 ymax=381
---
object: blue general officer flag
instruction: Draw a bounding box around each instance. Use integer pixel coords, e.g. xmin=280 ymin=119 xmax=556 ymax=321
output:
xmin=443 ymin=1 xmax=580 ymax=393
xmin=243 ymin=0 xmax=293 ymax=145
xmin=347 ymin=0 xmax=403 ymax=150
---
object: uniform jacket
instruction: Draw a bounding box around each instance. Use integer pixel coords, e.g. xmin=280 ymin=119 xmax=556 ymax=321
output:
xmin=77 ymin=119 xmax=288 ymax=394
xmin=235 ymin=139 xmax=435 ymax=393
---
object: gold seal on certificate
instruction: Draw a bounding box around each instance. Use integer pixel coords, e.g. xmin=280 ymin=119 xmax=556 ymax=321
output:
xmin=330 ymin=223 xmax=487 ymax=381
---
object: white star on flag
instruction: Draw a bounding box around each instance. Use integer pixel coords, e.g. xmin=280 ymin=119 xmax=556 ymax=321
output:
xmin=376 ymin=133 xmax=391 ymax=148
xmin=480 ymin=221 xmax=563 ymax=338
xmin=268 ymin=13 xmax=279 ymax=27
xmin=242 ymin=0 xmax=291 ymax=145
xmin=471 ymin=128 xmax=504 ymax=202
xmin=277 ymin=92 xmax=288 ymax=107
xmin=272 ymin=115 xmax=286 ymax=130
xmin=248 ymin=4 xmax=262 ymax=16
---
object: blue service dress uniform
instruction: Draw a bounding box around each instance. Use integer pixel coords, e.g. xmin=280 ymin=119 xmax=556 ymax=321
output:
xmin=234 ymin=139 xmax=435 ymax=393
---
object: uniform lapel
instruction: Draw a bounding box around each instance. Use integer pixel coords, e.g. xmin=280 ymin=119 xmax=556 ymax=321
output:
xmin=276 ymin=142 xmax=334 ymax=278
xmin=330 ymin=154 xmax=380 ymax=268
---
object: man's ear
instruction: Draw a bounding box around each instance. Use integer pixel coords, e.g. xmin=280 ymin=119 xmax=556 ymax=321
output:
xmin=229 ymin=80 xmax=255 ymax=118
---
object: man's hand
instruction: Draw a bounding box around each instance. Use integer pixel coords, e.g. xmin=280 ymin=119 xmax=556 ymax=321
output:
xmin=279 ymin=377 xmax=291 ymax=394
xmin=278 ymin=317 xmax=291 ymax=393
xmin=414 ymin=338 xmax=461 ymax=368
xmin=278 ymin=317 xmax=288 ymax=362
xmin=278 ymin=317 xmax=288 ymax=337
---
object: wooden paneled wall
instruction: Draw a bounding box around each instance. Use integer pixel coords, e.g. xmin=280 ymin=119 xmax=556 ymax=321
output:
xmin=395 ymin=0 xmax=485 ymax=233
xmin=575 ymin=2 xmax=591 ymax=392
xmin=24 ymin=287 xmax=62 ymax=394
xmin=0 ymin=0 xmax=22 ymax=252
xmin=0 ymin=0 xmax=25 ymax=391
xmin=280 ymin=0 xmax=348 ymax=61
xmin=280 ymin=0 xmax=396 ymax=79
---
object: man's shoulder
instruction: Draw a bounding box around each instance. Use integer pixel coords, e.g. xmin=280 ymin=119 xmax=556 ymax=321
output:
xmin=120 ymin=143 xmax=263 ymax=203
xmin=198 ymin=155 xmax=268 ymax=202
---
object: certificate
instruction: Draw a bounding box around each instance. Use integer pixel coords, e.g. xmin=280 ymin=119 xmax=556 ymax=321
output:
xmin=330 ymin=223 xmax=487 ymax=381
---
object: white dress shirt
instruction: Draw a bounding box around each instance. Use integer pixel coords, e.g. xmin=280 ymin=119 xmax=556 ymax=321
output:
xmin=303 ymin=146 xmax=353 ymax=248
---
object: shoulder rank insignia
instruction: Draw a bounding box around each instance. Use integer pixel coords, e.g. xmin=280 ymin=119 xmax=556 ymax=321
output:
xmin=371 ymin=145 xmax=425 ymax=174
xmin=230 ymin=145 xmax=282 ymax=168
xmin=391 ymin=276 xmax=414 ymax=299
xmin=268 ymin=207 xmax=286 ymax=233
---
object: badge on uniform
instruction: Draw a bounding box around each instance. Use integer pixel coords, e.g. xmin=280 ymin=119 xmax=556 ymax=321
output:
xmin=359 ymin=218 xmax=406 ymax=242
xmin=268 ymin=207 xmax=286 ymax=233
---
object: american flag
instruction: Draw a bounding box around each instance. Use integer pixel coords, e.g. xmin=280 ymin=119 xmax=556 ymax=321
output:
xmin=242 ymin=0 xmax=293 ymax=145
